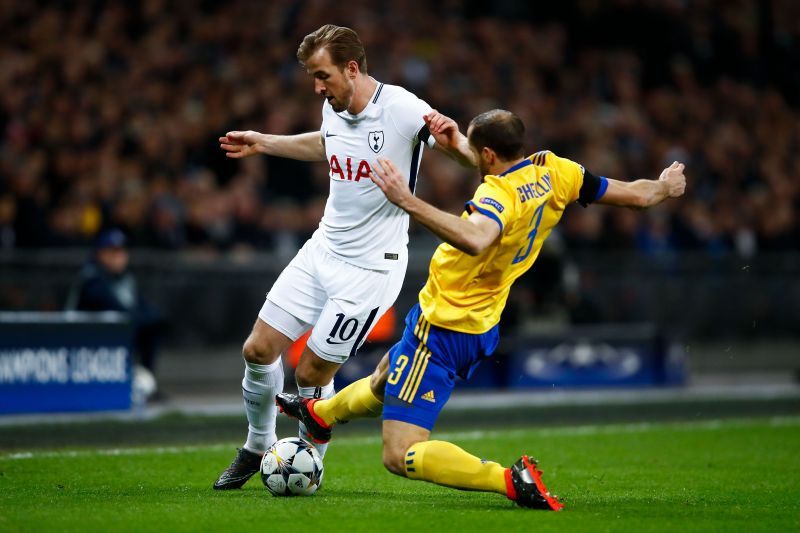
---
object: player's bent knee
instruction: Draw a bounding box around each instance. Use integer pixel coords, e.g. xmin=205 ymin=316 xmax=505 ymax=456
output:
xmin=382 ymin=446 xmax=406 ymax=477
xmin=382 ymin=437 xmax=420 ymax=477
xmin=242 ymin=336 xmax=279 ymax=365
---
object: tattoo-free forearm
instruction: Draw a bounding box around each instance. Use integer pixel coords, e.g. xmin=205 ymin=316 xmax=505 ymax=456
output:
xmin=400 ymin=196 xmax=483 ymax=255
xmin=436 ymin=133 xmax=477 ymax=168
xmin=258 ymin=132 xmax=327 ymax=161
xmin=447 ymin=133 xmax=478 ymax=168
xmin=629 ymin=179 xmax=670 ymax=207
xmin=600 ymin=178 xmax=671 ymax=209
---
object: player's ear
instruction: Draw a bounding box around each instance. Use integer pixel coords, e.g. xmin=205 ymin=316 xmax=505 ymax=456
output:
xmin=346 ymin=60 xmax=359 ymax=79
xmin=482 ymin=146 xmax=495 ymax=166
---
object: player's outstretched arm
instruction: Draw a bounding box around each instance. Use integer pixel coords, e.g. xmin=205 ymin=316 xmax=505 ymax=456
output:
xmin=372 ymin=158 xmax=499 ymax=255
xmin=424 ymin=111 xmax=477 ymax=168
xmin=219 ymin=130 xmax=327 ymax=162
xmin=598 ymin=162 xmax=686 ymax=208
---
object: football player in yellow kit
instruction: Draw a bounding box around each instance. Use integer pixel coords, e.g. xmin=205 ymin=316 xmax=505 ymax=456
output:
xmin=278 ymin=109 xmax=686 ymax=509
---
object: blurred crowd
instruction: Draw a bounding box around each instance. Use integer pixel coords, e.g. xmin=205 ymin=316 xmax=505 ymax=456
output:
xmin=1 ymin=0 xmax=798 ymax=257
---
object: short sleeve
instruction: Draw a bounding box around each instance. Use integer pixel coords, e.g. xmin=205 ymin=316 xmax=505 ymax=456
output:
xmin=386 ymin=91 xmax=433 ymax=145
xmin=464 ymin=178 xmax=515 ymax=232
xmin=534 ymin=151 xmax=585 ymax=207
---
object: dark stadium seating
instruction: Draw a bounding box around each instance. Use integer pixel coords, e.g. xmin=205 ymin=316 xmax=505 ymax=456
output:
xmin=1 ymin=0 xmax=798 ymax=254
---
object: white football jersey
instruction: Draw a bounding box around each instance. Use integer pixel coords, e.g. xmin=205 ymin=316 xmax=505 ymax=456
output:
xmin=312 ymin=81 xmax=434 ymax=270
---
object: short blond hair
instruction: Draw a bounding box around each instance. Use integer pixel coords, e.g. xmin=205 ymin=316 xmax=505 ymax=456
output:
xmin=297 ymin=24 xmax=367 ymax=73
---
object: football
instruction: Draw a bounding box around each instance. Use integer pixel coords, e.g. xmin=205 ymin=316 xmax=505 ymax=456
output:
xmin=260 ymin=437 xmax=324 ymax=496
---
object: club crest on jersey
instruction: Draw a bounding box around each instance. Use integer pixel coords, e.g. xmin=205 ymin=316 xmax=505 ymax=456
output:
xmin=368 ymin=131 xmax=384 ymax=153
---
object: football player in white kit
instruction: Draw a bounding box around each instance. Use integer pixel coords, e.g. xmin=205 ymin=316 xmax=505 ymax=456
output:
xmin=213 ymin=24 xmax=476 ymax=489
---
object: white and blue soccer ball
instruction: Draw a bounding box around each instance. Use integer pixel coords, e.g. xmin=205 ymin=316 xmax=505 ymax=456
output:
xmin=260 ymin=437 xmax=324 ymax=496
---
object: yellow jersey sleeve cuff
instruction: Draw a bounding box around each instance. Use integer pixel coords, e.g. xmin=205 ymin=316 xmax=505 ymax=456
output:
xmin=465 ymin=201 xmax=504 ymax=232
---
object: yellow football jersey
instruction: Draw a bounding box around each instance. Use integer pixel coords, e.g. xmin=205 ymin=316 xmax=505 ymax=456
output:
xmin=418 ymin=150 xmax=586 ymax=334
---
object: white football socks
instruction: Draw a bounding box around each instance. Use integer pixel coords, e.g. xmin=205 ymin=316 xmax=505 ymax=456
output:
xmin=298 ymin=381 xmax=335 ymax=458
xmin=242 ymin=359 xmax=284 ymax=454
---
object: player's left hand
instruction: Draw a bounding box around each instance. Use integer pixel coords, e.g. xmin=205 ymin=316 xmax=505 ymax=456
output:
xmin=659 ymin=161 xmax=686 ymax=198
xmin=372 ymin=158 xmax=413 ymax=208
xmin=425 ymin=110 xmax=477 ymax=168
xmin=424 ymin=110 xmax=460 ymax=146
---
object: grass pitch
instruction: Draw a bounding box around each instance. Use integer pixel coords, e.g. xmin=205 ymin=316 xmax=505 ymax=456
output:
xmin=1 ymin=417 xmax=798 ymax=532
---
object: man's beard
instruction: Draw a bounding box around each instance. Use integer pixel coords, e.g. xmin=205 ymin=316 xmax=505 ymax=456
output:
xmin=327 ymin=87 xmax=353 ymax=112
xmin=330 ymin=99 xmax=347 ymax=112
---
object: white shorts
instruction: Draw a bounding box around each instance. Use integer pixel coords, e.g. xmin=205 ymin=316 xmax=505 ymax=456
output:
xmin=258 ymin=239 xmax=407 ymax=364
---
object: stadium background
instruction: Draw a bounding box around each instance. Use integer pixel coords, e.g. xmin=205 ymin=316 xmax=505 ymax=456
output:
xmin=1 ymin=2 xmax=799 ymax=530
xmin=1 ymin=0 xmax=798 ymax=411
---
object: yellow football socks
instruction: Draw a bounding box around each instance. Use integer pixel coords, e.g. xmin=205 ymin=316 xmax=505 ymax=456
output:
xmin=312 ymin=377 xmax=383 ymax=426
xmin=404 ymin=440 xmax=509 ymax=496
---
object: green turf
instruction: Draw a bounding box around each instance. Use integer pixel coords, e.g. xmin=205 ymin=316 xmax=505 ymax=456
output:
xmin=1 ymin=418 xmax=798 ymax=532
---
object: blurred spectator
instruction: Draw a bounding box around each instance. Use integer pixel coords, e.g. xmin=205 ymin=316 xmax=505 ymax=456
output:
xmin=0 ymin=194 xmax=16 ymax=249
xmin=65 ymin=229 xmax=166 ymax=398
xmin=0 ymin=0 xmax=799 ymax=255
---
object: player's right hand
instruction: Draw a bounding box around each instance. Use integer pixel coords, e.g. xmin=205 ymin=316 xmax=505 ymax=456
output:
xmin=219 ymin=131 xmax=264 ymax=158
xmin=659 ymin=161 xmax=686 ymax=198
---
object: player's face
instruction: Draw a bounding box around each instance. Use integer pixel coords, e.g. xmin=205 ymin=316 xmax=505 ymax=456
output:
xmin=306 ymin=47 xmax=355 ymax=113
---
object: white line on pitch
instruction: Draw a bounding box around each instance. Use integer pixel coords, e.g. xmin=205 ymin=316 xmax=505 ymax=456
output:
xmin=2 ymin=416 xmax=797 ymax=461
